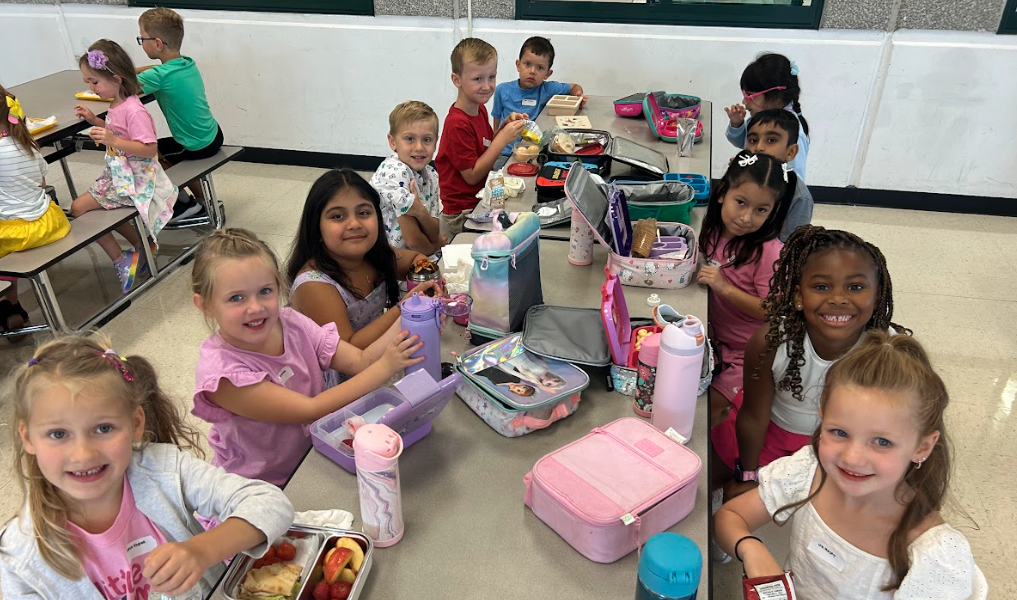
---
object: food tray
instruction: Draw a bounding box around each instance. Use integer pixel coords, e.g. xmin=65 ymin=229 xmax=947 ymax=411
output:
xmin=546 ymin=95 xmax=582 ymax=116
xmin=663 ymin=173 xmax=710 ymax=204
xmin=221 ymin=525 xmax=374 ymax=600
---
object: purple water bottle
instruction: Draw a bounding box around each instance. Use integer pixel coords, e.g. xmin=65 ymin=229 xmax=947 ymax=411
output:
xmin=650 ymin=316 xmax=705 ymax=442
xmin=400 ymin=292 xmax=441 ymax=382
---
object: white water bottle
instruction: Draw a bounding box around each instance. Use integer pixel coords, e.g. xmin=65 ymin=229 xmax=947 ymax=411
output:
xmin=650 ymin=316 xmax=705 ymax=442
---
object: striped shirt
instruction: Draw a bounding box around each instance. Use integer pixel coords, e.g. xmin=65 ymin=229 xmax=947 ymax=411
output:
xmin=0 ymin=137 xmax=48 ymax=221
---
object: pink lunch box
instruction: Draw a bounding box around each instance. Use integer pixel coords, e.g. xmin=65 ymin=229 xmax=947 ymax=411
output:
xmin=523 ymin=418 xmax=701 ymax=563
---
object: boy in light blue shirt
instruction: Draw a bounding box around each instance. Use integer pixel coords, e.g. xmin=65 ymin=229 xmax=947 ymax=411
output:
xmin=492 ymin=36 xmax=584 ymax=157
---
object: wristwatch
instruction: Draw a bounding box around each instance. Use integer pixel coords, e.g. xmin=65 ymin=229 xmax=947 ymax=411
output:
xmin=734 ymin=460 xmax=758 ymax=483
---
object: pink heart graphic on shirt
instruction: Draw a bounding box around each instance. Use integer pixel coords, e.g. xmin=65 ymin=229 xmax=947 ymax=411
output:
xmin=628 ymin=260 xmax=635 ymax=265
xmin=668 ymin=279 xmax=673 ymax=283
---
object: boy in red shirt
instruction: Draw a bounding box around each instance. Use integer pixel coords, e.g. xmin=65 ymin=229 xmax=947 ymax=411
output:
xmin=435 ymin=38 xmax=527 ymax=236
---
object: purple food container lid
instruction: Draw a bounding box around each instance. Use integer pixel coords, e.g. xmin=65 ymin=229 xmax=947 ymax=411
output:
xmin=310 ymin=369 xmax=461 ymax=473
xmin=600 ymin=269 xmax=633 ymax=366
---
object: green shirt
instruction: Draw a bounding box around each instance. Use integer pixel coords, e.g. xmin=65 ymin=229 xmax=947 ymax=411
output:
xmin=138 ymin=56 xmax=219 ymax=151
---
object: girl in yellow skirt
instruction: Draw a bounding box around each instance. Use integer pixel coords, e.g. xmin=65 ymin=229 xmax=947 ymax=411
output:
xmin=1 ymin=85 xmax=71 ymax=341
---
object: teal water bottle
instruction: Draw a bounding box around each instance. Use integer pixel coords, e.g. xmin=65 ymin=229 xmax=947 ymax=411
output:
xmin=634 ymin=534 xmax=701 ymax=600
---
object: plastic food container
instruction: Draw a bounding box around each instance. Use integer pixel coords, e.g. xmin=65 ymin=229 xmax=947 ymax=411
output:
xmin=504 ymin=176 xmax=525 ymax=197
xmin=310 ymin=370 xmax=460 ymax=473
xmin=513 ymin=140 xmax=541 ymax=162
xmin=220 ymin=525 xmax=374 ymax=600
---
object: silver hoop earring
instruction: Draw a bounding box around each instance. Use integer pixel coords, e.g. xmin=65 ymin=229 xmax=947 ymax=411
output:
xmin=914 ymin=457 xmax=925 ymax=470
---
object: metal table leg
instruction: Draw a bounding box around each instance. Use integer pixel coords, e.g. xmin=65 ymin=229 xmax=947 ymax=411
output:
xmin=31 ymin=271 xmax=69 ymax=333
xmin=55 ymin=140 xmax=79 ymax=199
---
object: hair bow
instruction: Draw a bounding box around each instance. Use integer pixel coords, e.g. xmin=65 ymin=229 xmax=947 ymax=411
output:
xmin=87 ymin=50 xmax=109 ymax=71
xmin=737 ymin=154 xmax=758 ymax=168
xmin=790 ymin=61 xmax=800 ymax=77
xmin=6 ymin=96 xmax=24 ymax=125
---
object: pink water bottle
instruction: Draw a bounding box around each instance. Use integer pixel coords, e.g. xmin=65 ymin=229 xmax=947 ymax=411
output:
xmin=353 ymin=424 xmax=404 ymax=547
xmin=650 ymin=316 xmax=705 ymax=442
xmin=400 ymin=292 xmax=441 ymax=382
xmin=569 ymin=206 xmax=594 ymax=265
xmin=634 ymin=332 xmax=661 ymax=417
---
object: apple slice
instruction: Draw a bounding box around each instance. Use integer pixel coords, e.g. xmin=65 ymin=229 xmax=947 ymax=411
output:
xmin=323 ymin=546 xmax=353 ymax=585
xmin=335 ymin=538 xmax=365 ymax=573
xmin=339 ymin=568 xmax=356 ymax=584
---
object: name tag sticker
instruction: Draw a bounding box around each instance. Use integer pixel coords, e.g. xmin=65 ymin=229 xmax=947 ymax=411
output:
xmin=278 ymin=366 xmax=295 ymax=384
xmin=807 ymin=537 xmax=847 ymax=572
xmin=126 ymin=536 xmax=158 ymax=562
xmin=483 ymin=138 xmax=491 ymax=147
xmin=521 ymin=98 xmax=537 ymax=107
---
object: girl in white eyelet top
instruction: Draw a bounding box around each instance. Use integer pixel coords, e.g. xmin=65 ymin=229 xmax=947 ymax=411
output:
xmin=716 ymin=332 xmax=988 ymax=599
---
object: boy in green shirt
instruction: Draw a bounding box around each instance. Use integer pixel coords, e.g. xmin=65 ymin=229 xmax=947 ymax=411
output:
xmin=136 ymin=7 xmax=223 ymax=220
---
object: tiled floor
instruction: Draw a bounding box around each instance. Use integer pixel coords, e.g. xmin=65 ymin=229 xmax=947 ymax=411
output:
xmin=1 ymin=153 xmax=1013 ymax=598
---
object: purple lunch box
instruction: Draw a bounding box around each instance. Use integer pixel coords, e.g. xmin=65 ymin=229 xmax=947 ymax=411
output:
xmin=310 ymin=369 xmax=461 ymax=473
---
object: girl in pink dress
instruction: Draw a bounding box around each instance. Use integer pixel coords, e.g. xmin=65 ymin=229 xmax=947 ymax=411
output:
xmin=696 ymin=150 xmax=793 ymax=426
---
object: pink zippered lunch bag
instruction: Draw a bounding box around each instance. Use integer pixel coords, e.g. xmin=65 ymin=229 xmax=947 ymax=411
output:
xmin=523 ymin=418 xmax=701 ymax=563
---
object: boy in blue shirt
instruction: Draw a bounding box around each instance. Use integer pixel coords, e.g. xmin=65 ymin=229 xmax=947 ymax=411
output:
xmin=491 ymin=36 xmax=584 ymax=157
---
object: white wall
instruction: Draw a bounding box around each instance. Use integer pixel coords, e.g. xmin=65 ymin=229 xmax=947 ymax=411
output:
xmin=2 ymin=3 xmax=1014 ymax=200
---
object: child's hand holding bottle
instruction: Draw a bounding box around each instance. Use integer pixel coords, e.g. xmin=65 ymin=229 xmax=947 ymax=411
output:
xmin=381 ymin=330 xmax=424 ymax=374
xmin=724 ymin=103 xmax=747 ymax=128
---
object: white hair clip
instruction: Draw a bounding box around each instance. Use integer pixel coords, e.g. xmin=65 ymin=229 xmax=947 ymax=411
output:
xmin=736 ymin=154 xmax=758 ymax=168
xmin=781 ymin=162 xmax=792 ymax=183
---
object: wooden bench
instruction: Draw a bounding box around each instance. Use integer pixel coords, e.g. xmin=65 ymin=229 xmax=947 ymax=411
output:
xmin=165 ymin=145 xmax=245 ymax=230
xmin=0 ymin=208 xmax=153 ymax=336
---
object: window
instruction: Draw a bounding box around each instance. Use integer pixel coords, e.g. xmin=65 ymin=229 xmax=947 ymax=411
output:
xmin=1001 ymin=0 xmax=1017 ymax=34
xmin=516 ymin=0 xmax=824 ymax=30
xmin=128 ymin=0 xmax=373 ymax=16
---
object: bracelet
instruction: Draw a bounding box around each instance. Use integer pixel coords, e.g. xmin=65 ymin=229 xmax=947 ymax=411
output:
xmin=734 ymin=535 xmax=762 ymax=562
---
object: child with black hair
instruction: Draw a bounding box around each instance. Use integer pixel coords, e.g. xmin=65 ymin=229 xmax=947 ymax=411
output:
xmin=745 ymin=109 xmax=814 ymax=241
xmin=697 ymin=151 xmax=793 ymax=428
xmin=713 ymin=226 xmax=909 ymax=502
xmin=725 ymin=53 xmax=811 ymax=181
xmin=287 ymin=169 xmax=442 ymax=387
xmin=491 ymin=36 xmax=584 ymax=134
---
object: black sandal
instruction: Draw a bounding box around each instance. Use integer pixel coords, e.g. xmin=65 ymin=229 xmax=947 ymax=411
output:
xmin=1 ymin=300 xmax=31 ymax=343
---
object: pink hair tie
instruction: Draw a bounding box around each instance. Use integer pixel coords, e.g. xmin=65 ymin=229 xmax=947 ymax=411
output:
xmin=87 ymin=50 xmax=109 ymax=71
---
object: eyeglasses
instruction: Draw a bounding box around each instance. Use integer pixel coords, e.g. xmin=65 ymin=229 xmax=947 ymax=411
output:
xmin=136 ymin=36 xmax=158 ymax=45
xmin=742 ymin=86 xmax=787 ymax=101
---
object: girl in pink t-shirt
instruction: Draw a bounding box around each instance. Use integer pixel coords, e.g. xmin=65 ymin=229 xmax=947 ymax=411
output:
xmin=696 ymin=150 xmax=793 ymax=425
xmin=3 ymin=335 xmax=293 ymax=599
xmin=190 ymin=228 xmax=423 ymax=486
xmin=72 ymin=39 xmax=177 ymax=294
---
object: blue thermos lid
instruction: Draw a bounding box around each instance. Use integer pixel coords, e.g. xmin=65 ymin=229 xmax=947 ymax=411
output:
xmin=638 ymin=534 xmax=702 ymax=598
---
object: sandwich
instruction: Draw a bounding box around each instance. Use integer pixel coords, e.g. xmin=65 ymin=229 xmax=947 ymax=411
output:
xmin=237 ymin=563 xmax=303 ymax=600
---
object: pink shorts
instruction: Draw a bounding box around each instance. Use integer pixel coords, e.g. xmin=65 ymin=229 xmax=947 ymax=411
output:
xmin=711 ymin=390 xmax=812 ymax=471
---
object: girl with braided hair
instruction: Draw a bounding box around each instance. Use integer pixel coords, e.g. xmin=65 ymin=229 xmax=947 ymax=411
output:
xmin=712 ymin=225 xmax=909 ymax=502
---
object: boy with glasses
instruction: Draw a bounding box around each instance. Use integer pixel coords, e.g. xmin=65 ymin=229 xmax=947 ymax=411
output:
xmin=136 ymin=7 xmax=223 ymax=222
